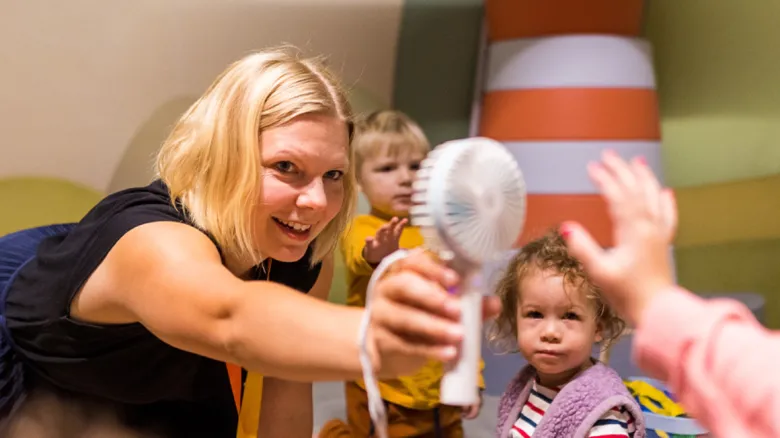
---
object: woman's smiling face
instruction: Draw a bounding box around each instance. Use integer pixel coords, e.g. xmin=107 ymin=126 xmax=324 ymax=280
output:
xmin=254 ymin=113 xmax=350 ymax=263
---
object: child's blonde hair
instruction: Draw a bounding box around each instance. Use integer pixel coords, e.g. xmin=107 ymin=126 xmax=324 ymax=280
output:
xmin=351 ymin=110 xmax=430 ymax=179
xmin=155 ymin=46 xmax=356 ymax=266
xmin=488 ymin=229 xmax=626 ymax=354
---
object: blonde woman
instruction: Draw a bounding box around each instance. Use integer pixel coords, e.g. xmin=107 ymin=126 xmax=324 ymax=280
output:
xmin=0 ymin=48 xmax=498 ymax=438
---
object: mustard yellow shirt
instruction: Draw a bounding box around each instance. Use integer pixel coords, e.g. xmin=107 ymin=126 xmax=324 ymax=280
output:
xmin=342 ymin=214 xmax=485 ymax=410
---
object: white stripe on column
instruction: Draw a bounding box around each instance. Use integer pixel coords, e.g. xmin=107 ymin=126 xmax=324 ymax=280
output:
xmin=486 ymin=35 xmax=655 ymax=91
xmin=504 ymin=141 xmax=663 ymax=194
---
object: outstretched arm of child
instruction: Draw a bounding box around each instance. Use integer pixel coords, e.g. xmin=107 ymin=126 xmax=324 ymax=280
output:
xmin=564 ymin=150 xmax=780 ymax=438
xmin=633 ymin=286 xmax=780 ymax=438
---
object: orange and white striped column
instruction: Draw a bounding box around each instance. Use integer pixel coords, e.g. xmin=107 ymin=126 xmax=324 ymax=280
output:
xmin=477 ymin=0 xmax=663 ymax=248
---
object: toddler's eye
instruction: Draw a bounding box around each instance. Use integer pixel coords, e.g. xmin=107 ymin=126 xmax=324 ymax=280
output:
xmin=563 ymin=312 xmax=580 ymax=320
xmin=525 ymin=311 xmax=543 ymax=319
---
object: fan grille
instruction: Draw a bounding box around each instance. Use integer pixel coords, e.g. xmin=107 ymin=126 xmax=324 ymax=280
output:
xmin=411 ymin=137 xmax=526 ymax=265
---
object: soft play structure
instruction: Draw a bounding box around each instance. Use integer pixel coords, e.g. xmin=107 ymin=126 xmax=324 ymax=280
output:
xmin=470 ymin=1 xmax=665 ymax=397
xmin=476 ymin=0 xmax=662 ymax=249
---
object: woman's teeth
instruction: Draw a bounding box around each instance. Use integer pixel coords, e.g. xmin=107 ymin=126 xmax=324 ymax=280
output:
xmin=274 ymin=218 xmax=312 ymax=232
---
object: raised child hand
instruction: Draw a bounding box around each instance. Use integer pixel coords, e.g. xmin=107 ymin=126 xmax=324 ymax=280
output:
xmin=363 ymin=217 xmax=408 ymax=265
xmin=562 ymin=150 xmax=677 ymax=325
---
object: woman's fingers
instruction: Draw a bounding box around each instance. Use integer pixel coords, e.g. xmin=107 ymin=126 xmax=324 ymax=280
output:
xmin=379 ymin=270 xmax=460 ymax=320
xmin=394 ymin=250 xmax=460 ymax=288
xmin=375 ymin=297 xmax=462 ymax=345
xmin=374 ymin=286 xmax=502 ymax=364
xmin=373 ymin=330 xmax=457 ymax=378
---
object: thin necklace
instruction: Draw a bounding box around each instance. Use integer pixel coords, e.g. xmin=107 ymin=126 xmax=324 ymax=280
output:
xmin=261 ymin=259 xmax=272 ymax=280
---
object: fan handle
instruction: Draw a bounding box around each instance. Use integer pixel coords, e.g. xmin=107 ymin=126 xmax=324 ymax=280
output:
xmin=439 ymin=270 xmax=482 ymax=406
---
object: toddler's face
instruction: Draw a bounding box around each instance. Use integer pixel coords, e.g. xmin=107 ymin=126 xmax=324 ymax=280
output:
xmin=358 ymin=147 xmax=425 ymax=217
xmin=516 ymin=268 xmax=602 ymax=387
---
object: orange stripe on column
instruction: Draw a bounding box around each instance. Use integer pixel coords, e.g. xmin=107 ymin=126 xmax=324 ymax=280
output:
xmin=485 ymin=0 xmax=645 ymax=41
xmin=480 ymin=88 xmax=659 ymax=141
xmin=517 ymin=195 xmax=613 ymax=247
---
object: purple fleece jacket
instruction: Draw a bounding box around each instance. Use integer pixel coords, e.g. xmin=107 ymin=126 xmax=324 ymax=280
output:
xmin=496 ymin=361 xmax=646 ymax=438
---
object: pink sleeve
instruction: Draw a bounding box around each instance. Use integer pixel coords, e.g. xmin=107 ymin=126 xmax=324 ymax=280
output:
xmin=633 ymin=287 xmax=780 ymax=438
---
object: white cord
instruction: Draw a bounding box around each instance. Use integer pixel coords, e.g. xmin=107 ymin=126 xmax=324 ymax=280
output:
xmin=357 ymin=249 xmax=411 ymax=438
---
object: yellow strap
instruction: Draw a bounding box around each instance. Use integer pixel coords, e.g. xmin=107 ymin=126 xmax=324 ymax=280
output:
xmin=236 ymin=372 xmax=264 ymax=438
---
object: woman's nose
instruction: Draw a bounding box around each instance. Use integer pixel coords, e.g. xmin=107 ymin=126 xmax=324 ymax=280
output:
xmin=297 ymin=179 xmax=327 ymax=210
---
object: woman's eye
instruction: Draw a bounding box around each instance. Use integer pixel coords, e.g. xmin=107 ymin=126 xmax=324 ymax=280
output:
xmin=274 ymin=161 xmax=296 ymax=173
xmin=325 ymin=170 xmax=344 ymax=181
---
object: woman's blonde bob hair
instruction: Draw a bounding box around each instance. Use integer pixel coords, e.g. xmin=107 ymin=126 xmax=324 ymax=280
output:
xmin=155 ymin=46 xmax=356 ymax=266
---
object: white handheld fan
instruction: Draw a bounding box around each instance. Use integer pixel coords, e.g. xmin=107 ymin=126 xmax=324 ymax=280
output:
xmin=410 ymin=136 xmax=527 ymax=405
xmin=358 ymin=137 xmax=526 ymax=438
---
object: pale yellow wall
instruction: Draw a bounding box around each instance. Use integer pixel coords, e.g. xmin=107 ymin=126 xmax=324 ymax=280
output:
xmin=0 ymin=0 xmax=402 ymax=193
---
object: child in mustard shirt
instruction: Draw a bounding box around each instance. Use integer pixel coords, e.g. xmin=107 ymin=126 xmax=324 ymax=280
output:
xmin=318 ymin=110 xmax=485 ymax=437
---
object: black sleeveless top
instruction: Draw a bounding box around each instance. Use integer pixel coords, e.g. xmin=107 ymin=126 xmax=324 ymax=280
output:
xmin=4 ymin=180 xmax=322 ymax=437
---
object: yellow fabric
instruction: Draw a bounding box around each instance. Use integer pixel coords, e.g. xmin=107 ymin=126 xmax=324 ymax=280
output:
xmin=624 ymin=380 xmax=687 ymax=417
xmin=342 ymin=214 xmax=485 ymax=410
xmin=235 ymin=373 xmax=264 ymax=438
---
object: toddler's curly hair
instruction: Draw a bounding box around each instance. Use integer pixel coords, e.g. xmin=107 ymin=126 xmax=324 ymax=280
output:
xmin=487 ymin=228 xmax=626 ymax=355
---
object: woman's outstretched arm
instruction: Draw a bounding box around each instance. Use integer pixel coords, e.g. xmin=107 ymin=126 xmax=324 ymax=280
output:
xmin=255 ymin=253 xmax=335 ymax=438
xmin=76 ymin=221 xmax=474 ymax=382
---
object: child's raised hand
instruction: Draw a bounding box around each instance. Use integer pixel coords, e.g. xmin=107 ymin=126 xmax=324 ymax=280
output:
xmin=363 ymin=217 xmax=408 ymax=264
xmin=562 ymin=150 xmax=677 ymax=325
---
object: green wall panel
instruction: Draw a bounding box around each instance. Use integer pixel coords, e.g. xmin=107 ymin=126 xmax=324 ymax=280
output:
xmin=392 ymin=0 xmax=484 ymax=146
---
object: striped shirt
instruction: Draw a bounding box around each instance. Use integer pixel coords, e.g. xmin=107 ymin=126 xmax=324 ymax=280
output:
xmin=510 ymin=381 xmax=635 ymax=438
